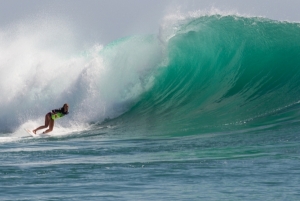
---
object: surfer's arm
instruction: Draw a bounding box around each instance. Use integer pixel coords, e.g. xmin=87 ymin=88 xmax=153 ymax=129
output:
xmin=51 ymin=108 xmax=62 ymax=114
xmin=51 ymin=107 xmax=69 ymax=117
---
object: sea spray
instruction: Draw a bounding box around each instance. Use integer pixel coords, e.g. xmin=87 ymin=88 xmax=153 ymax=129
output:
xmin=0 ymin=18 xmax=163 ymax=132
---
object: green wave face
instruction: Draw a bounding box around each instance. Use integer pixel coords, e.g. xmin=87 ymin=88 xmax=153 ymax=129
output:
xmin=116 ymin=15 xmax=300 ymax=135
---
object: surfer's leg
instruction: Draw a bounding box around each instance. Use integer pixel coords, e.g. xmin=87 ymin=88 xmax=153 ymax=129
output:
xmin=33 ymin=113 xmax=51 ymax=134
xmin=43 ymin=119 xmax=54 ymax=134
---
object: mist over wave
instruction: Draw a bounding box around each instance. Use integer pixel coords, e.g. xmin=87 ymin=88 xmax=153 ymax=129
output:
xmin=0 ymin=18 xmax=162 ymax=133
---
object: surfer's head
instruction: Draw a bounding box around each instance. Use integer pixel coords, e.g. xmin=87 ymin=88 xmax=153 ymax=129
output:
xmin=63 ymin=103 xmax=69 ymax=112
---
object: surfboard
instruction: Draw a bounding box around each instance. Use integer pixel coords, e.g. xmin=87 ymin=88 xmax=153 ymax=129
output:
xmin=24 ymin=128 xmax=36 ymax=137
xmin=24 ymin=129 xmax=50 ymax=137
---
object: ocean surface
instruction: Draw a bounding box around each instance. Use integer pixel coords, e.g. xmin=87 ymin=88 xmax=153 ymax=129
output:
xmin=1 ymin=13 xmax=300 ymax=200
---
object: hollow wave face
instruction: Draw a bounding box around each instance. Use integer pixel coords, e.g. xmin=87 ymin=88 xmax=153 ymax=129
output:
xmin=113 ymin=15 xmax=300 ymax=135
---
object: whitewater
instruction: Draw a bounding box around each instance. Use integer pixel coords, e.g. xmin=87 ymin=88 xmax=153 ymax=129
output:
xmin=1 ymin=11 xmax=300 ymax=200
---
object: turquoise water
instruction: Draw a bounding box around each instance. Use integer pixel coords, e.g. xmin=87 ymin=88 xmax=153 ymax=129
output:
xmin=1 ymin=15 xmax=300 ymax=200
xmin=2 ymin=124 xmax=300 ymax=200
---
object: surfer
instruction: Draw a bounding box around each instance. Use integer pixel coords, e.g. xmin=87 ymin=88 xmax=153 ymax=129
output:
xmin=33 ymin=103 xmax=69 ymax=134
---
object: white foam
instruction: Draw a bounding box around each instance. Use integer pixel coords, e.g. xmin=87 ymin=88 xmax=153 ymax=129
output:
xmin=0 ymin=17 xmax=162 ymax=133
